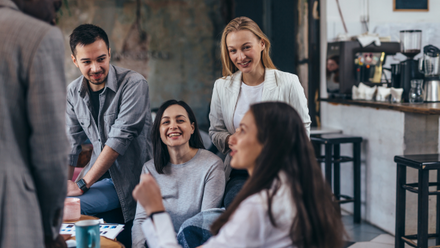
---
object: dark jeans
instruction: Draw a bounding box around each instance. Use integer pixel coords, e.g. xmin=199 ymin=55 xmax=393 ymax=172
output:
xmin=177 ymin=209 xmax=224 ymax=248
xmin=72 ymin=178 xmax=120 ymax=216
xmin=222 ymin=169 xmax=249 ymax=209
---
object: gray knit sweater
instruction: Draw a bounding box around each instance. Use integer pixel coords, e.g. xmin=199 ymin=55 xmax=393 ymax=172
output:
xmin=132 ymin=149 xmax=225 ymax=248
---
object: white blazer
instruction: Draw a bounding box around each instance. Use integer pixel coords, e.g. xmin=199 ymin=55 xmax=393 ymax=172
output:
xmin=209 ymin=68 xmax=311 ymax=177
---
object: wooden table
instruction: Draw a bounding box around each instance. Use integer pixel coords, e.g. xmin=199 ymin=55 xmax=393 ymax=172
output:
xmin=63 ymin=215 xmax=125 ymax=248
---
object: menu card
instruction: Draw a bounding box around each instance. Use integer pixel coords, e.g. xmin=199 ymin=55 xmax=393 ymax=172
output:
xmin=60 ymin=223 xmax=125 ymax=240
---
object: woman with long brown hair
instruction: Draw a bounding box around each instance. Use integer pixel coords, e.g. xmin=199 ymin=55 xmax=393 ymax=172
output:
xmin=208 ymin=17 xmax=311 ymax=207
xmin=326 ymin=55 xmax=340 ymax=94
xmin=132 ymin=100 xmax=225 ymax=248
xmin=133 ymin=102 xmax=345 ymax=248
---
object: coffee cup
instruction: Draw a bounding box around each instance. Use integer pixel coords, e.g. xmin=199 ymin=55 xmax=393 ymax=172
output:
xmin=63 ymin=198 xmax=81 ymax=221
xmin=75 ymin=220 xmax=100 ymax=248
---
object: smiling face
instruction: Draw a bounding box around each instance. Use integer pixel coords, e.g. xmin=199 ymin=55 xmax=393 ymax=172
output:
xmin=326 ymin=59 xmax=339 ymax=72
xmin=71 ymin=39 xmax=111 ymax=91
xmin=159 ymin=104 xmax=195 ymax=150
xmin=229 ymin=111 xmax=263 ymax=175
xmin=226 ymin=30 xmax=265 ymax=76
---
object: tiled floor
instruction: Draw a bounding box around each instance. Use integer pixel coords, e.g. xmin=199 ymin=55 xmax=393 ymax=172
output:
xmin=342 ymin=214 xmax=438 ymax=248
xmin=342 ymin=214 xmax=393 ymax=247
xmin=348 ymin=234 xmax=394 ymax=248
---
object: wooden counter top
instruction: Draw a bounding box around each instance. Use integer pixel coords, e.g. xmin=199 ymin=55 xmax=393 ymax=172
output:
xmin=320 ymin=98 xmax=440 ymax=115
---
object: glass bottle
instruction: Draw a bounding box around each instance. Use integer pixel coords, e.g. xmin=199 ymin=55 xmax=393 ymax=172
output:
xmin=408 ymin=79 xmax=424 ymax=103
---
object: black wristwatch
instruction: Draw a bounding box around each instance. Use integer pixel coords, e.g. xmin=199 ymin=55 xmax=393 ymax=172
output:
xmin=76 ymin=179 xmax=89 ymax=193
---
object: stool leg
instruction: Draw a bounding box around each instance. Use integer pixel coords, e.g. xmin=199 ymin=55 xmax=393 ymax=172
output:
xmin=312 ymin=140 xmax=321 ymax=158
xmin=334 ymin=144 xmax=341 ymax=200
xmin=353 ymin=142 xmax=361 ymax=223
xmin=418 ymin=169 xmax=429 ymax=248
xmin=325 ymin=143 xmax=333 ymax=189
xmin=437 ymin=170 xmax=440 ymax=245
xmin=395 ymin=163 xmax=406 ymax=248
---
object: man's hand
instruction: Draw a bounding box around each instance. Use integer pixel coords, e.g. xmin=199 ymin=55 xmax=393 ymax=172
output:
xmin=82 ymin=146 xmax=119 ymax=188
xmin=67 ymin=180 xmax=83 ymax=196
xmin=45 ymin=235 xmax=67 ymax=248
xmin=132 ymin=174 xmax=165 ymax=215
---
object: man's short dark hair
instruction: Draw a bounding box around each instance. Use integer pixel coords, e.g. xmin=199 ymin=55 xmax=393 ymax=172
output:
xmin=70 ymin=24 xmax=110 ymax=56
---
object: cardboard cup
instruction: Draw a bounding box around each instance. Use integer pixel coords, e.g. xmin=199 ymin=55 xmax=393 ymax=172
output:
xmin=63 ymin=198 xmax=81 ymax=221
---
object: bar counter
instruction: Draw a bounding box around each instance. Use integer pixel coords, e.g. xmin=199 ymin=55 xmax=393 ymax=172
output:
xmin=320 ymin=98 xmax=440 ymax=115
xmin=319 ymin=98 xmax=440 ymax=235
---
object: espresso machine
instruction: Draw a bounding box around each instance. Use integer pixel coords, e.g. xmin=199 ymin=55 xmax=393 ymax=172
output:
xmin=399 ymin=30 xmax=424 ymax=102
xmin=419 ymin=45 xmax=440 ymax=102
xmin=326 ymin=41 xmax=400 ymax=98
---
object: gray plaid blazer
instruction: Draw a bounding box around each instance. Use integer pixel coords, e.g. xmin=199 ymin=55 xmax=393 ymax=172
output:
xmin=0 ymin=1 xmax=69 ymax=247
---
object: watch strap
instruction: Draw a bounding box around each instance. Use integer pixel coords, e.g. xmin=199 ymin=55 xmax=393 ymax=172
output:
xmin=76 ymin=179 xmax=89 ymax=193
xmin=148 ymin=210 xmax=166 ymax=219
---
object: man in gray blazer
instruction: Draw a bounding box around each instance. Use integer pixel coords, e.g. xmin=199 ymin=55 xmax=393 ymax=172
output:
xmin=0 ymin=0 xmax=69 ymax=248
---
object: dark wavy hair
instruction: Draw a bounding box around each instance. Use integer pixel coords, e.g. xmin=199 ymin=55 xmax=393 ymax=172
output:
xmin=69 ymin=24 xmax=110 ymax=56
xmin=210 ymin=102 xmax=345 ymax=248
xmin=152 ymin=100 xmax=205 ymax=174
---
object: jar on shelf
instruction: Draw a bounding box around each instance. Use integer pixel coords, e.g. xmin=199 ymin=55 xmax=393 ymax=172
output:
xmin=409 ymin=79 xmax=424 ymax=103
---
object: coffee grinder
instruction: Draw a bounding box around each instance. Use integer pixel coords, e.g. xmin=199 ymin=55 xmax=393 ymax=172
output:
xmin=419 ymin=45 xmax=440 ymax=102
xmin=399 ymin=30 xmax=424 ymax=102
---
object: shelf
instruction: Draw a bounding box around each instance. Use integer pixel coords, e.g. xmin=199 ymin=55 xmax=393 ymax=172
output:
xmin=320 ymin=98 xmax=440 ymax=115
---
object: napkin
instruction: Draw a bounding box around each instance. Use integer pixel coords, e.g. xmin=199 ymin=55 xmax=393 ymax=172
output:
xmin=376 ymin=86 xmax=391 ymax=101
xmin=357 ymin=33 xmax=381 ymax=47
xmin=390 ymin=88 xmax=403 ymax=102
xmin=352 ymin=83 xmax=377 ymax=100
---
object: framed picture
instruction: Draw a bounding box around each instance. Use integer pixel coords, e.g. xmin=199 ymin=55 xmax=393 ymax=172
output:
xmin=394 ymin=0 xmax=429 ymax=12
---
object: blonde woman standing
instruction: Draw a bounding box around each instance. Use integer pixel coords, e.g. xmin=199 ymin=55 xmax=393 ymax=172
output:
xmin=209 ymin=17 xmax=311 ymax=207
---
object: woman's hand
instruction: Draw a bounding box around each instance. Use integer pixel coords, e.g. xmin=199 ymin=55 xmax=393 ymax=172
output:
xmin=132 ymin=173 xmax=165 ymax=215
xmin=225 ymin=134 xmax=233 ymax=151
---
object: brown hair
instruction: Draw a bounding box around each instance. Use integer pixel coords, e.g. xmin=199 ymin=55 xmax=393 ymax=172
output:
xmin=151 ymin=100 xmax=205 ymax=174
xmin=326 ymin=55 xmax=340 ymax=83
xmin=220 ymin=17 xmax=277 ymax=77
xmin=210 ymin=102 xmax=345 ymax=248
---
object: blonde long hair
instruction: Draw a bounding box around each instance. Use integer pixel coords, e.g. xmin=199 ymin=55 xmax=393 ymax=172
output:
xmin=220 ymin=17 xmax=277 ymax=77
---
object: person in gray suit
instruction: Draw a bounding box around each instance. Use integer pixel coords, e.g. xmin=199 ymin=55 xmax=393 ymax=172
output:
xmin=0 ymin=0 xmax=69 ymax=248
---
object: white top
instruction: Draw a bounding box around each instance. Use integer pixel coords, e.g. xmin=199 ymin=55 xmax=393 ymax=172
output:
xmin=208 ymin=69 xmax=311 ymax=178
xmin=141 ymin=172 xmax=296 ymax=248
xmin=233 ymin=82 xmax=264 ymax=130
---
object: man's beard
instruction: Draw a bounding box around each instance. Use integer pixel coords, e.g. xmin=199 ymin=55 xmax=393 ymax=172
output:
xmin=89 ymin=78 xmax=106 ymax=85
xmin=88 ymin=72 xmax=107 ymax=85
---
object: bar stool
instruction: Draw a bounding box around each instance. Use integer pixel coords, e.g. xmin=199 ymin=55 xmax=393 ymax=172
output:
xmin=394 ymin=154 xmax=440 ymax=248
xmin=310 ymin=127 xmax=342 ymax=136
xmin=311 ymin=134 xmax=363 ymax=223
xmin=310 ymin=127 xmax=342 ymax=165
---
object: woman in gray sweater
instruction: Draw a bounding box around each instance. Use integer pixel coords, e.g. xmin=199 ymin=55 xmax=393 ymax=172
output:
xmin=132 ymin=100 xmax=225 ymax=248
